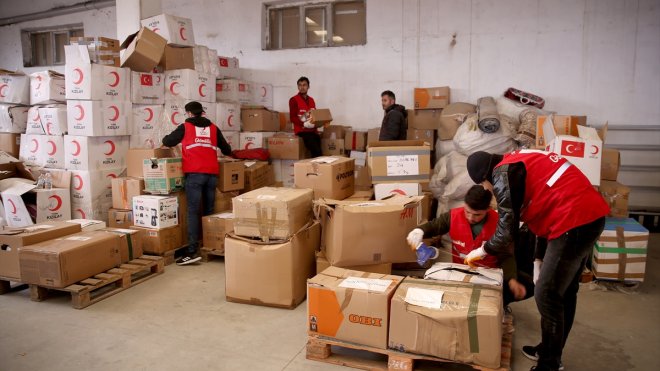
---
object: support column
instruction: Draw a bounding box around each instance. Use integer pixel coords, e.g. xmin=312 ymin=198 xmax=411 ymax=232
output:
xmin=115 ymin=0 xmax=162 ymax=43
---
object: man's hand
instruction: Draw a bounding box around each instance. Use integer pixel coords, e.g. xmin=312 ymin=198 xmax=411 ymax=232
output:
xmin=464 ymin=246 xmax=487 ymax=268
xmin=303 ymin=120 xmax=315 ymax=129
xmin=533 ymin=259 xmax=543 ymax=284
xmin=508 ymin=278 xmax=526 ymax=300
xmin=406 ymin=228 xmax=424 ymax=251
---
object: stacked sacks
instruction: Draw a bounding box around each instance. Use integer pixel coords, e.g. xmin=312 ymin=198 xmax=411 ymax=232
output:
xmin=495 ymin=95 xmax=549 ymax=148
xmin=428 ymin=151 xmax=473 ymax=217
xmin=453 ymin=113 xmax=516 ymax=156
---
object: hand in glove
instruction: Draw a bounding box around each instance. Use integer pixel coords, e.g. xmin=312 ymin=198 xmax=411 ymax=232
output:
xmin=464 ymin=246 xmax=487 ymax=268
xmin=303 ymin=120 xmax=315 ymax=129
xmin=533 ymin=259 xmax=543 ymax=284
xmin=406 ymin=228 xmax=424 ymax=251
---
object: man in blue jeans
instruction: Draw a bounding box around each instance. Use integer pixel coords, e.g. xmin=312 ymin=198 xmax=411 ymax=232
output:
xmin=162 ymin=101 xmax=232 ymax=265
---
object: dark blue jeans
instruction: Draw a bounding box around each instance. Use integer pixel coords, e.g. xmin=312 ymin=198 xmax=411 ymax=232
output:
xmin=184 ymin=173 xmax=217 ymax=254
xmin=535 ymin=217 xmax=605 ymax=370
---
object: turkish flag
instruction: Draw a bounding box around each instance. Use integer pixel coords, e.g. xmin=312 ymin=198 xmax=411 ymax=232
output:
xmin=560 ymin=140 xmax=585 ymax=157
xmin=219 ymin=58 xmax=228 ymax=67
xmin=141 ymin=74 xmax=153 ymax=86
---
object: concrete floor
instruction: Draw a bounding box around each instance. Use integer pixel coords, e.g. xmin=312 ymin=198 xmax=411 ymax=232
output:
xmin=1 ymin=236 xmax=659 ymax=371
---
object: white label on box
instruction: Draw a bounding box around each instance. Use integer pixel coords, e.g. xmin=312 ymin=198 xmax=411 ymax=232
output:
xmin=338 ymin=277 xmax=393 ymax=293
xmin=354 ymin=202 xmax=384 ymax=207
xmin=311 ymin=157 xmax=339 ymax=164
xmin=149 ymin=231 xmax=158 ymax=237
xmin=404 ymin=287 xmax=444 ymax=309
xmin=65 ymin=236 xmax=92 ymax=241
xmin=256 ymin=195 xmax=277 ymax=200
xmin=386 ymin=155 xmax=419 ymax=176
xmin=23 ymin=224 xmax=54 ymax=231
xmin=111 ymin=228 xmax=134 ymax=233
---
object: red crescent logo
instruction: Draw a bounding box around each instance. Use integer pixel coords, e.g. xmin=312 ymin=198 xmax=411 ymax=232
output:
xmin=33 ymin=110 xmax=41 ymax=121
xmin=75 ymin=208 xmax=86 ymax=219
xmin=171 ymin=112 xmax=180 ymax=125
xmin=8 ymin=199 xmax=17 ymax=214
xmin=30 ymin=139 xmax=39 ymax=153
xmin=155 ymin=75 xmax=161 ymax=83
xmin=152 ymin=27 xmax=160 ymax=33
xmin=244 ymin=142 xmax=254 ymax=149
xmin=73 ymin=175 xmax=84 ymax=190
xmin=109 ymin=105 xmax=120 ymax=121
xmin=0 ymin=84 xmax=7 ymax=98
xmin=45 ymin=122 xmax=53 ymax=135
xmin=390 ymin=189 xmax=407 ymax=196
xmin=72 ymin=140 xmax=81 ymax=156
xmin=106 ymin=173 xmax=117 ymax=188
xmin=75 ymin=104 xmax=85 ymax=120
xmin=108 ymin=71 xmax=120 ymax=87
xmin=227 ymin=114 xmax=234 ymax=127
xmin=144 ymin=107 xmax=154 ymax=122
xmin=146 ymin=139 xmax=155 ymax=148
xmin=198 ymin=83 xmax=206 ymax=97
xmin=179 ymin=27 xmax=187 ymax=41
xmin=73 ymin=68 xmax=84 ymax=85
xmin=591 ymin=145 xmax=600 ymax=155
xmin=48 ymin=195 xmax=62 ymax=211
xmin=261 ymin=86 xmax=267 ymax=97
xmin=47 ymin=140 xmax=56 ymax=156
xmin=169 ymin=82 xmax=180 ymax=95
xmin=104 ymin=140 xmax=116 ymax=156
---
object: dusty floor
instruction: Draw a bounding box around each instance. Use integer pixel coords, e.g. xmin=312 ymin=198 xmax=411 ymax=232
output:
xmin=1 ymin=235 xmax=658 ymax=371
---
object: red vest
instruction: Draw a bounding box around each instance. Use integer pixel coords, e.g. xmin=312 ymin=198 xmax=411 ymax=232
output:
xmin=449 ymin=207 xmax=499 ymax=268
xmin=181 ymin=122 xmax=219 ymax=174
xmin=496 ymin=150 xmax=609 ymax=239
xmin=291 ymin=94 xmax=317 ymax=134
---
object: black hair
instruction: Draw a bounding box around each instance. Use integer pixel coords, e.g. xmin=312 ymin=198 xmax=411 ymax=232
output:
xmin=464 ymin=185 xmax=492 ymax=211
xmin=184 ymin=101 xmax=204 ymax=117
xmin=297 ymin=76 xmax=310 ymax=85
xmin=381 ymin=90 xmax=395 ymax=100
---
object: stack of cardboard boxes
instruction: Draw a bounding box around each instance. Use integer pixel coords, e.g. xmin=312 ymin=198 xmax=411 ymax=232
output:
xmin=0 ymin=70 xmax=27 ymax=158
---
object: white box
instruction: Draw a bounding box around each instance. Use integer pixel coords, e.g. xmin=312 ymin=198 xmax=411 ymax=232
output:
xmin=272 ymin=159 xmax=296 ymax=187
xmin=30 ymin=70 xmax=66 ymax=105
xmin=64 ymin=45 xmax=130 ymax=101
xmin=130 ymin=71 xmax=165 ymax=104
xmin=0 ymin=104 xmax=28 ymax=133
xmin=215 ymin=78 xmax=251 ymax=104
xmin=251 ymin=82 xmax=273 ymax=110
xmin=223 ymin=131 xmax=239 ymax=152
xmin=141 ymin=14 xmax=195 ymax=47
xmin=71 ymin=199 xmax=111 ymax=222
xmin=33 ymin=188 xmax=72 ymax=223
xmin=165 ymin=69 xmax=215 ymax=103
xmin=544 ymin=121 xmax=603 ymax=186
xmin=216 ymin=56 xmax=240 ymax=78
xmin=25 ymin=106 xmax=44 ymax=134
xmin=64 ymin=135 xmax=129 ymax=170
xmin=67 ymin=100 xmax=132 ymax=136
xmin=1 ymin=193 xmax=34 ymax=227
xmin=374 ymin=183 xmax=422 ymax=200
xmin=216 ymin=101 xmax=241 ymax=131
xmin=131 ymin=104 xmax=164 ymax=137
xmin=0 ymin=70 xmax=29 ymax=104
xmin=130 ymin=135 xmax=159 ymax=149
xmin=42 ymin=135 xmax=65 ymax=169
xmin=71 ymin=168 xmax=124 ymax=206
xmin=19 ymin=134 xmax=45 ymax=165
xmin=163 ymin=99 xmax=216 ymax=127
xmin=38 ymin=105 xmax=68 ymax=136
xmin=132 ymin=195 xmax=178 ymax=229
xmin=239 ymin=131 xmax=275 ymax=150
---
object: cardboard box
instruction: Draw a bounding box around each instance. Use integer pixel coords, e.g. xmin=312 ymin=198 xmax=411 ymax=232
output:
xmin=70 ymin=200 xmax=111 ymax=222
xmin=272 ymin=159 xmax=296 ymax=188
xmin=315 ymin=251 xmax=391 ymax=275
xmin=374 ymin=183 xmax=422 ymax=200
xmin=130 ymin=225 xmax=182 ymax=254
xmin=19 ymin=230 xmax=122 ymax=288
xmin=66 ymin=219 xmax=106 ymax=232
xmin=66 ymin=100 xmax=132 ymax=136
xmin=159 ymin=45 xmax=194 ymax=71
xmin=103 ymin=227 xmax=144 ymax=262
xmin=267 ymin=134 xmax=306 ymax=160
xmin=165 ymin=69 xmax=215 ymax=103
xmin=70 ymin=169 xmax=122 ymax=206
xmin=367 ymin=128 xmax=381 ymax=146
xmin=120 ymin=27 xmax=167 ymax=73
xmin=407 ymin=129 xmax=435 ymax=150
xmin=233 ymin=187 xmax=313 ymax=241
xmin=111 ymin=177 xmax=145 ymax=210
xmin=141 ymin=14 xmax=195 ymax=46
xmin=593 ymin=218 xmax=648 ymax=282
xmin=308 ymin=266 xmax=403 ymax=349
xmin=126 ymin=148 xmax=173 ymax=178
xmin=202 ymin=212 xmax=234 ymax=252
xmin=142 ymin=157 xmax=184 ymax=193
xmin=421 ymin=191 xmax=433 ymax=222
xmin=309 ymin=108 xmax=332 ymax=127
xmin=163 ymin=98 xmax=216 ymax=127
xmin=0 ymin=70 xmax=29 ymax=105
xmin=321 ymin=125 xmax=346 ymax=139
xmin=407 ymin=109 xmax=441 ymax=130
xmin=243 ymin=161 xmax=275 ymax=192
xmin=344 ymin=129 xmax=367 ymax=151
xmin=131 ymin=104 xmax=164 ymax=138
xmin=367 ymin=141 xmax=431 ymax=184
xmin=345 ymin=189 xmax=374 ymax=201
xmin=321 ymin=138 xmax=345 ymax=156
xmin=64 ymin=135 xmax=129 ymax=171
xmin=536 ymin=115 xmax=587 ymax=148
xmin=0 ymin=222 xmax=81 ymax=280
xmin=389 ymin=277 xmax=503 ymax=368
xmin=216 ymin=79 xmax=251 ymax=104
xmin=24 ymin=106 xmax=43 ymax=134
xmin=251 ymin=82 xmax=273 ymax=110
xmin=294 ymin=157 xmax=355 ymax=200
xmin=30 ymin=70 xmax=65 ymax=105
xmin=316 ymin=196 xmax=422 ymax=266
xmin=223 ymin=131 xmax=239 ymax=151
xmin=69 ymin=36 xmax=120 ymax=66
xmin=599 ymin=180 xmax=630 ymax=218
xmin=279 ymin=112 xmax=293 ymax=132
xmin=216 ymin=101 xmax=241 ymax=131
xmin=225 ymin=222 xmax=320 ymax=308
xmin=18 ymin=134 xmax=42 ymax=165
xmin=438 ymin=103 xmax=476 ymax=140
xmin=108 ymin=208 xmax=134 ymax=228
xmin=214 ymin=190 xmax=238 ymax=213
xmin=601 ymin=148 xmax=620 ymax=181
xmin=0 ymin=133 xmax=20 ymax=157
xmin=217 ymin=56 xmax=240 ymax=78
xmin=218 ymin=159 xmax=245 ymax=192
xmin=414 ymin=86 xmax=450 ymax=109
xmin=32 ymin=188 xmax=72 ymax=223
xmin=64 ymin=45 xmax=129 ymax=101
xmin=130 ymin=72 xmax=165 ymax=104
xmin=0 ymin=104 xmax=28 ymax=133
xmin=239 ymin=131 xmax=275 ymax=150
xmin=543 ymin=121 xmax=603 ymax=185
xmin=241 ymin=107 xmax=279 ymax=132
xmin=132 ymin=195 xmax=178 ymax=229
xmin=37 ymin=105 xmax=67 ymax=136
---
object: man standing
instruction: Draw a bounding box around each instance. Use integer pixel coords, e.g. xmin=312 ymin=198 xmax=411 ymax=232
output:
xmin=464 ymin=150 xmax=609 ymax=371
xmin=379 ymin=90 xmax=407 ymax=141
xmin=289 ymin=76 xmax=321 ymax=157
xmin=162 ymin=101 xmax=232 ymax=265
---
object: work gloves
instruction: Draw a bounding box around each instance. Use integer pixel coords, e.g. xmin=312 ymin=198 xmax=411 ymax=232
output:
xmin=406 ymin=228 xmax=424 ymax=251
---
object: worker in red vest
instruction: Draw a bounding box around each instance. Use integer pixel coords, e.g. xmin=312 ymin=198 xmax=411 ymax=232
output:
xmin=162 ymin=101 xmax=232 ymax=266
xmin=289 ymin=76 xmax=321 ymax=157
xmin=464 ymin=150 xmax=608 ymax=371
xmin=406 ymin=185 xmax=534 ymax=307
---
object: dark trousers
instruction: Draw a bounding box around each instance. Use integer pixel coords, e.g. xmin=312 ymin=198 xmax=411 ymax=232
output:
xmin=184 ymin=173 xmax=217 ymax=254
xmin=297 ymin=131 xmax=322 ymax=158
xmin=535 ymin=217 xmax=606 ymax=370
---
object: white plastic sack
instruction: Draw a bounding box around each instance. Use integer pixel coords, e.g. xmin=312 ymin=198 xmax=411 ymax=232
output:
xmin=442 ymin=170 xmax=474 ymax=201
xmin=434 ymin=139 xmax=456 ymax=163
xmin=429 ymin=151 xmax=467 ymax=200
xmin=453 ymin=114 xmax=516 ymax=156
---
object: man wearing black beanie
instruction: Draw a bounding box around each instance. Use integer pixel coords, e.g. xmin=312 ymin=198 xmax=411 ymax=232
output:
xmin=464 ymin=150 xmax=609 ymax=371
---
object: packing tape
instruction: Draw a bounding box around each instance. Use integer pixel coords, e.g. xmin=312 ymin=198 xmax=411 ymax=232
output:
xmin=467 ymin=287 xmax=481 ymax=354
xmin=616 ymin=226 xmax=627 ymax=281
xmin=339 ymin=271 xmax=370 ymax=312
xmin=369 ymin=149 xmax=427 ymax=157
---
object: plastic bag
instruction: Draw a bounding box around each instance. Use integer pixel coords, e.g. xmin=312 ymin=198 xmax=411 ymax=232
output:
xmin=453 ymin=114 xmax=516 ymax=156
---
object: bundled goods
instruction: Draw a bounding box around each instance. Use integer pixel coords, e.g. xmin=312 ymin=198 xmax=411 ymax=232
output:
xmin=453 ymin=113 xmax=516 ymax=156
xmin=476 ymin=97 xmax=501 ymax=134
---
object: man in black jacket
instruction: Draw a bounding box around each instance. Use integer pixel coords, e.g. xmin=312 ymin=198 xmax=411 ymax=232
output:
xmin=379 ymin=90 xmax=407 ymax=141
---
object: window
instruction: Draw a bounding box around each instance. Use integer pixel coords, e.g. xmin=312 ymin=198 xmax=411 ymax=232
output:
xmin=22 ymin=25 xmax=84 ymax=67
xmin=264 ymin=1 xmax=366 ymax=50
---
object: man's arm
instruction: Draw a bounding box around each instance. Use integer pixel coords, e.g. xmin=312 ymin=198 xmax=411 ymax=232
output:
xmin=484 ymin=165 xmax=518 ymax=257
xmin=216 ymin=127 xmax=232 ymax=155
xmin=162 ymin=125 xmax=185 ymax=147
xmin=289 ymin=97 xmax=301 ymax=126
xmin=379 ymin=110 xmax=404 ymax=141
xmin=418 ymin=212 xmax=451 ymax=238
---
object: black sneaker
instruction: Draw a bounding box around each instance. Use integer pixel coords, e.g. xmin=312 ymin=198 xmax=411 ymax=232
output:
xmin=522 ymin=345 xmax=540 ymax=361
xmin=176 ymin=254 xmax=201 ymax=266
xmin=530 ymin=364 xmax=564 ymax=371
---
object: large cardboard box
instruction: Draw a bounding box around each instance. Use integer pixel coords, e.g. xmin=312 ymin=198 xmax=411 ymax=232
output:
xmin=315 ymin=251 xmax=390 ymax=275
xmin=218 ymin=159 xmax=245 ymax=192
xmin=18 ymin=134 xmax=42 ymax=165
xmin=32 ymin=188 xmax=72 ymax=223
xmin=407 ymin=129 xmax=435 ymax=150
xmin=25 ymin=106 xmax=43 ymax=134
xmin=0 ymin=104 xmax=29 ymax=133
xmin=294 ymin=157 xmax=355 ymax=200
xmin=132 ymin=195 xmax=178 ymax=229
xmin=267 ymin=134 xmax=307 ymax=160
xmin=321 ymin=125 xmax=346 ymax=139
xmin=19 ymin=230 xmax=122 ymax=288
xmin=70 ymin=169 xmax=122 ymax=206
xmin=216 ymin=101 xmax=241 ymax=131
xmin=243 ymin=161 xmax=275 ymax=192
xmin=70 ymin=200 xmax=111 ymax=222
xmin=103 ymin=227 xmax=144 ymax=262
xmin=163 ymin=98 xmax=216 ymax=127
xmin=251 ymin=82 xmax=273 ymax=110
xmin=165 ymin=69 xmax=216 ymax=103
xmin=141 ymin=14 xmax=195 ymax=47
xmin=543 ymin=121 xmax=603 ymax=185
xmin=233 ymin=187 xmax=313 ymax=241
xmin=309 ymin=108 xmax=332 ymax=127
xmin=202 ymin=212 xmax=234 ymax=252
xmin=272 ymin=159 xmax=296 ymax=188
xmin=239 ymin=131 xmax=275 ymax=150
xmin=69 ymin=36 xmax=120 ymax=66
xmin=120 ymin=27 xmax=167 ymax=73
xmin=66 ymin=219 xmax=106 ymax=232
xmin=593 ymin=217 xmax=648 ymax=282
xmin=308 ymin=266 xmax=403 ymax=349
xmin=438 ymin=103 xmax=476 ymax=140
xmin=225 ymin=222 xmax=320 ymax=308
xmin=64 ymin=135 xmax=129 ymax=171
xmin=321 ymin=138 xmax=346 ymax=156
xmin=66 ymin=100 xmax=132 ymax=136
xmin=30 ymin=70 xmax=65 ymax=105
xmin=374 ymin=183 xmax=422 ymax=200
xmin=217 ymin=56 xmax=240 ymax=79
xmin=108 ymin=208 xmax=133 ymax=228
xmin=142 ymin=157 xmax=184 ymax=193
xmin=130 ymin=72 xmax=165 ymax=104
xmin=601 ymin=148 xmax=620 ymax=181
xmin=389 ymin=277 xmax=503 ymax=368
xmin=37 ymin=105 xmax=67 ymax=136
xmin=126 ymin=148 xmax=173 ymax=178
xmin=111 ymin=177 xmax=145 ymax=210
xmin=599 ymin=180 xmax=630 ymax=218
xmin=0 ymin=133 xmax=20 ymax=157
xmin=407 ymin=109 xmax=441 ymax=131
xmin=367 ymin=128 xmax=381 ymax=146
xmin=536 ymin=115 xmax=587 ymax=148
xmin=0 ymin=70 xmax=29 ymax=104
xmin=130 ymin=225 xmax=182 ymax=254
xmin=216 ymin=79 xmax=251 ymax=104
xmin=316 ymin=196 xmax=422 ymax=266
xmin=345 ymin=189 xmax=374 ymax=202
xmin=367 ymin=141 xmax=431 ymax=184
xmin=344 ymin=129 xmax=367 ymax=151
xmin=0 ymin=222 xmax=81 ymax=280
xmin=414 ymin=86 xmax=450 ymax=110
xmin=214 ymin=190 xmax=238 ymax=213
xmin=159 ymin=45 xmax=194 ymax=71
xmin=64 ymin=45 xmax=129 ymax=101
xmin=224 ymin=131 xmax=239 ymax=151
xmin=131 ymin=104 xmax=164 ymax=139
xmin=241 ymin=107 xmax=279 ymax=132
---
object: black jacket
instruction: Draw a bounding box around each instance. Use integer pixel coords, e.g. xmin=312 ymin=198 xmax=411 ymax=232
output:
xmin=162 ymin=116 xmax=232 ymax=156
xmin=379 ymin=104 xmax=408 ymax=141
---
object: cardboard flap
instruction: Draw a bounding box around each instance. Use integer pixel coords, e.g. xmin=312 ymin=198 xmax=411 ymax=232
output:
xmin=424 ymin=263 xmax=503 ymax=287
xmin=120 ymin=30 xmax=139 ymax=49
xmin=597 ymin=122 xmax=608 ymax=142
xmin=0 ymin=152 xmax=19 ymax=164
xmin=368 ymin=140 xmax=426 ymax=148
xmin=64 ymin=45 xmax=91 ymax=64
xmin=0 ymin=69 xmax=25 ymax=76
xmin=577 ymin=125 xmax=601 ymax=141
xmin=542 ymin=115 xmax=557 ymax=144
xmin=0 ymin=177 xmax=36 ymax=195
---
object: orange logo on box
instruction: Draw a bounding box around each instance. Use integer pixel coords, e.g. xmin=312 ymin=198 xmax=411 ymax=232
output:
xmin=348 ymin=314 xmax=382 ymax=327
xmin=400 ymin=207 xmax=415 ymax=220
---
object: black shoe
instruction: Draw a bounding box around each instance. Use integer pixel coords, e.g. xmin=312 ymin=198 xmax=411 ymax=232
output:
xmin=522 ymin=345 xmax=540 ymax=362
xmin=530 ymin=364 xmax=564 ymax=371
xmin=176 ymin=253 xmax=201 ymax=266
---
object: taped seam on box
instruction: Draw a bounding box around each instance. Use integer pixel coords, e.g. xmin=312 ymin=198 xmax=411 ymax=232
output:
xmin=467 ymin=287 xmax=481 ymax=354
xmin=594 ymin=246 xmax=646 ymax=254
xmin=338 ymin=271 xmax=370 ymax=312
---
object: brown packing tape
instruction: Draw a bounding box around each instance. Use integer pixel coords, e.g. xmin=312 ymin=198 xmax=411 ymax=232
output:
xmin=616 ymin=226 xmax=627 ymax=281
xmin=338 ymin=271 xmax=373 ymax=312
xmin=594 ymin=256 xmax=646 ymax=264
xmin=313 ymin=201 xmax=334 ymax=253
xmin=598 ymin=235 xmax=647 ymax=243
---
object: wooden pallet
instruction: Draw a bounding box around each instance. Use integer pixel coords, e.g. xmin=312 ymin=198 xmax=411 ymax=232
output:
xmin=29 ymin=255 xmax=165 ymax=309
xmin=0 ymin=275 xmax=28 ymax=295
xmin=143 ymin=248 xmax=177 ymax=265
xmin=307 ymin=315 xmax=513 ymax=371
xmin=200 ymin=247 xmax=224 ymax=262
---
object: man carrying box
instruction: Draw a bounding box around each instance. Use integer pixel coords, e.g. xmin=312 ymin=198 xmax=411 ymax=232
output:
xmin=463 ymin=150 xmax=608 ymax=371
xmin=289 ymin=76 xmax=321 ymax=157
xmin=379 ymin=90 xmax=407 ymax=141
xmin=162 ymin=101 xmax=232 ymax=265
